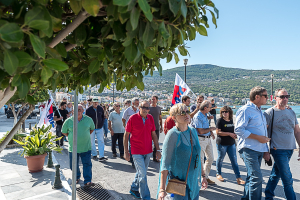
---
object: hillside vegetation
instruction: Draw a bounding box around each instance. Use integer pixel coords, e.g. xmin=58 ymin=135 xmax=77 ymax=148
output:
xmin=144 ymin=64 xmax=300 ymax=104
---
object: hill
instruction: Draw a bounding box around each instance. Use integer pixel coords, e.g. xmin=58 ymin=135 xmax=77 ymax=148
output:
xmin=143 ymin=64 xmax=300 ymax=104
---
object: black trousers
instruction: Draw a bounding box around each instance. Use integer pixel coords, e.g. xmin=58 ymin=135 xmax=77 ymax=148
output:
xmin=153 ymin=130 xmax=160 ymax=160
xmin=56 ymin=124 xmax=64 ymax=146
xmin=112 ymin=133 xmax=124 ymax=155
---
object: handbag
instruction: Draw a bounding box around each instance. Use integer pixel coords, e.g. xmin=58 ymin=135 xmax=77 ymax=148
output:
xmin=265 ymin=108 xmax=274 ymax=166
xmin=166 ymin=130 xmax=193 ymax=196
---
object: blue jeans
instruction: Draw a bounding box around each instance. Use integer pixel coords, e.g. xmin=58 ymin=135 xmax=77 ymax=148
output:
xmin=209 ymin=114 xmax=217 ymax=126
xmin=69 ymin=150 xmax=92 ymax=184
xmin=131 ymin=153 xmax=152 ymax=200
xmin=216 ymin=143 xmax=241 ymax=179
xmin=91 ymin=128 xmax=105 ymax=157
xmin=265 ymin=149 xmax=295 ymax=200
xmin=239 ymin=148 xmax=263 ymax=200
xmin=103 ymin=118 xmax=108 ymax=137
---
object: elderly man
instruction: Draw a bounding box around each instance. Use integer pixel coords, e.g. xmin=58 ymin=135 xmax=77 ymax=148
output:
xmin=235 ymin=86 xmax=270 ymax=200
xmin=124 ymin=101 xmax=161 ymax=199
xmin=66 ymin=102 xmax=73 ymax=118
xmin=86 ymin=98 xmax=106 ymax=161
xmin=264 ymin=88 xmax=300 ymax=200
xmin=62 ymin=105 xmax=95 ymax=186
xmin=108 ymin=102 xmax=125 ymax=158
xmin=192 ymin=100 xmax=216 ymax=185
xmin=122 ymin=97 xmax=139 ymax=167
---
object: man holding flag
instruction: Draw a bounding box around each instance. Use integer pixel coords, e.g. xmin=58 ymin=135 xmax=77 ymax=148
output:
xmin=38 ymin=91 xmax=56 ymax=129
xmin=171 ymin=73 xmax=192 ymax=106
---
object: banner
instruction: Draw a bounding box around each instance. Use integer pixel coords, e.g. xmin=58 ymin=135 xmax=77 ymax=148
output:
xmin=38 ymin=91 xmax=55 ymax=128
xmin=171 ymin=73 xmax=191 ymax=105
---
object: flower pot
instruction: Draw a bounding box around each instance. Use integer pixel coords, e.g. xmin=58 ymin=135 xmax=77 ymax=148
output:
xmin=24 ymin=153 xmax=47 ymax=173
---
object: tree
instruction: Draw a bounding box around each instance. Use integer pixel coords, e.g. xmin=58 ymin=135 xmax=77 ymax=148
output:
xmin=0 ymin=0 xmax=219 ymax=151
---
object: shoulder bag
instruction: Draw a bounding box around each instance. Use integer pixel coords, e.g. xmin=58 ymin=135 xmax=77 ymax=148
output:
xmin=166 ymin=130 xmax=193 ymax=196
xmin=265 ymin=108 xmax=274 ymax=166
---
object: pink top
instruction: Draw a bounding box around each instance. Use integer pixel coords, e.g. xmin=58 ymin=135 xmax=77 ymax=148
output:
xmin=125 ymin=112 xmax=156 ymax=155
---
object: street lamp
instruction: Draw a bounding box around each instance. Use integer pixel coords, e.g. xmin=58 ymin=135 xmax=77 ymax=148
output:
xmin=271 ymin=74 xmax=274 ymax=106
xmin=183 ymin=59 xmax=188 ymax=83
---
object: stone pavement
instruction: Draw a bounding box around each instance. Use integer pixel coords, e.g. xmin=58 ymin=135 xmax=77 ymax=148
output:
xmin=0 ymin=148 xmax=70 ymax=200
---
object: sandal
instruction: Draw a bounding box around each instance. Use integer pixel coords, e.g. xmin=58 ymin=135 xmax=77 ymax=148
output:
xmin=76 ymin=179 xmax=80 ymax=184
xmin=84 ymin=182 xmax=95 ymax=187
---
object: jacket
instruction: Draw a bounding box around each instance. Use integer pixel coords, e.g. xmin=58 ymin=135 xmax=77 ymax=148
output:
xmin=86 ymin=105 xmax=104 ymax=129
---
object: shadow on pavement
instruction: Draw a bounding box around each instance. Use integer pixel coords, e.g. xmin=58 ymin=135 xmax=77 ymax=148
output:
xmin=0 ymin=148 xmax=27 ymax=166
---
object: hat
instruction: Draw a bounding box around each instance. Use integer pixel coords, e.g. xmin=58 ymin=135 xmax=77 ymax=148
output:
xmin=88 ymin=98 xmax=92 ymax=101
xmin=92 ymin=98 xmax=99 ymax=102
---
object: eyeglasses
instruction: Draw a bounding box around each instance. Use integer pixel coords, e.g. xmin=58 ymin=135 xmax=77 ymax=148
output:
xmin=277 ymin=95 xmax=290 ymax=99
xmin=179 ymin=110 xmax=191 ymax=116
xmin=115 ymin=105 xmax=120 ymax=107
xmin=221 ymin=111 xmax=229 ymax=113
xmin=261 ymin=94 xmax=268 ymax=98
xmin=140 ymin=106 xmax=150 ymax=110
xmin=194 ymin=154 xmax=199 ymax=169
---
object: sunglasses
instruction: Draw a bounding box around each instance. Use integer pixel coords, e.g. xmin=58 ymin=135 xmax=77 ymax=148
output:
xmin=115 ymin=105 xmax=120 ymax=107
xmin=179 ymin=110 xmax=191 ymax=116
xmin=277 ymin=95 xmax=290 ymax=99
xmin=221 ymin=111 xmax=229 ymax=113
xmin=261 ymin=94 xmax=268 ymax=98
xmin=140 ymin=106 xmax=150 ymax=110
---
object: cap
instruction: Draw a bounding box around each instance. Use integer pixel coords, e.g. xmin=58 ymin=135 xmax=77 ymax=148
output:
xmin=92 ymin=98 xmax=99 ymax=102
xmin=88 ymin=98 xmax=92 ymax=101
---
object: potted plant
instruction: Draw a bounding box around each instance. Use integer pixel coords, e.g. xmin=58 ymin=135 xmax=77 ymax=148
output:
xmin=14 ymin=125 xmax=63 ymax=173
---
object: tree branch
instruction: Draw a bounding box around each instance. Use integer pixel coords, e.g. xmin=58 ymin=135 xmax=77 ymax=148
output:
xmin=48 ymin=10 xmax=90 ymax=48
xmin=66 ymin=44 xmax=77 ymax=52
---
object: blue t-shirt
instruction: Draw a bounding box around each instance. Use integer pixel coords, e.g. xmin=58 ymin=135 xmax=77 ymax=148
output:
xmin=192 ymin=111 xmax=210 ymax=136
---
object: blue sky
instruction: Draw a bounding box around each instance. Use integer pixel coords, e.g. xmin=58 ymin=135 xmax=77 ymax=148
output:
xmin=161 ymin=0 xmax=300 ymax=70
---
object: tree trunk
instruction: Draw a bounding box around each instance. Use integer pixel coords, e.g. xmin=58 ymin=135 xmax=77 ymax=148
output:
xmin=0 ymin=86 xmax=17 ymax=109
xmin=0 ymin=104 xmax=34 ymax=153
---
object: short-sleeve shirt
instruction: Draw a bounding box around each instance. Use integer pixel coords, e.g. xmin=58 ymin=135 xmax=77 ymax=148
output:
xmin=164 ymin=116 xmax=176 ymax=135
xmin=125 ymin=113 xmax=156 ymax=155
xmin=108 ymin=111 xmax=125 ymax=133
xmin=216 ymin=118 xmax=235 ymax=146
xmin=61 ymin=115 xmax=95 ymax=153
xmin=209 ymin=103 xmax=216 ymax=115
xmin=149 ymin=106 xmax=161 ymax=131
xmin=122 ymin=106 xmax=139 ymax=125
xmin=264 ymin=107 xmax=298 ymax=150
xmin=54 ymin=109 xmax=68 ymax=125
xmin=192 ymin=111 xmax=210 ymax=136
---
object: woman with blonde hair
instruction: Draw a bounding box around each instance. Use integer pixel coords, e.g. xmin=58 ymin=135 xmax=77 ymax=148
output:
xmin=157 ymin=103 xmax=207 ymax=200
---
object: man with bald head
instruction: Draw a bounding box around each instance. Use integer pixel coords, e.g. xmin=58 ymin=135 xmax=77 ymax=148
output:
xmin=62 ymin=105 xmax=95 ymax=186
xmin=124 ymin=101 xmax=161 ymax=199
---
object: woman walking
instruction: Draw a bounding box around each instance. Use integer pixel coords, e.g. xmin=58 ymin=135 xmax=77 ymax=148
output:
xmin=216 ymin=106 xmax=245 ymax=185
xmin=157 ymin=103 xmax=208 ymax=200
xmin=103 ymin=104 xmax=109 ymax=139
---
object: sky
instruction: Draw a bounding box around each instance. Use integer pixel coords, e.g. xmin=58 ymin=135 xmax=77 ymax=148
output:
xmin=161 ymin=0 xmax=300 ymax=71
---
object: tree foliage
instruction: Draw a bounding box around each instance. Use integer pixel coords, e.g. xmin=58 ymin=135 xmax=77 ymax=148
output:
xmin=0 ymin=0 xmax=218 ymax=103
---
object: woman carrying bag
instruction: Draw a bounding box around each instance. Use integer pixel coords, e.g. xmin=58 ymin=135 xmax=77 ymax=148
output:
xmin=157 ymin=103 xmax=208 ymax=200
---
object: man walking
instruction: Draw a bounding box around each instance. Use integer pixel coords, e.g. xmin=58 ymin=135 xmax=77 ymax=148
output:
xmin=62 ymin=105 xmax=95 ymax=186
xmin=124 ymin=101 xmax=161 ymax=199
xmin=209 ymin=99 xmax=217 ymax=126
xmin=86 ymin=98 xmax=107 ymax=161
xmin=66 ymin=102 xmax=73 ymax=118
xmin=54 ymin=102 xmax=68 ymax=146
xmin=192 ymin=100 xmax=216 ymax=185
xmin=149 ymin=95 xmax=162 ymax=162
xmin=264 ymin=88 xmax=300 ymax=200
xmin=108 ymin=102 xmax=125 ymax=158
xmin=235 ymin=86 xmax=270 ymax=200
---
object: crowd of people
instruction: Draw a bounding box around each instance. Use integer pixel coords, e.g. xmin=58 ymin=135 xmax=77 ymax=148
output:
xmin=54 ymin=87 xmax=300 ymax=199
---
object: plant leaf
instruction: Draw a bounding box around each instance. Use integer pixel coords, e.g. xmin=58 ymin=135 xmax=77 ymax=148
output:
xmin=29 ymin=34 xmax=46 ymax=58
xmin=130 ymin=7 xmax=140 ymax=30
xmin=197 ymin=25 xmax=208 ymax=36
xmin=125 ymin=41 xmax=137 ymax=62
xmin=88 ymin=59 xmax=101 ymax=74
xmin=70 ymin=0 xmax=82 ymax=15
xmin=104 ymin=59 xmax=108 ymax=73
xmin=113 ymin=0 xmax=131 ymax=6
xmin=41 ymin=66 xmax=53 ymax=84
xmin=169 ymin=0 xmax=180 ymax=16
xmin=142 ymin=22 xmax=154 ymax=48
xmin=14 ymin=51 xmax=33 ymax=67
xmin=43 ymin=59 xmax=69 ymax=71
xmin=55 ymin=43 xmax=67 ymax=58
xmin=4 ymin=50 xmax=19 ymax=75
xmin=17 ymin=75 xmax=30 ymax=98
xmin=158 ymin=21 xmax=169 ymax=39
xmin=138 ymin=0 xmax=153 ymax=21
xmin=82 ymin=0 xmax=100 ymax=17
xmin=0 ymin=23 xmax=23 ymax=43
xmin=28 ymin=20 xmax=49 ymax=30
xmin=180 ymin=0 xmax=187 ymax=22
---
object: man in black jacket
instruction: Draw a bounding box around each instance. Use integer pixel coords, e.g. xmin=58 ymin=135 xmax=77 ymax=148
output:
xmin=86 ymin=98 xmax=107 ymax=161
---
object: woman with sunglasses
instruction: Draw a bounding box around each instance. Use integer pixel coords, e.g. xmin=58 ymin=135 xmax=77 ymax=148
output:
xmin=157 ymin=103 xmax=207 ymax=200
xmin=216 ymin=106 xmax=245 ymax=185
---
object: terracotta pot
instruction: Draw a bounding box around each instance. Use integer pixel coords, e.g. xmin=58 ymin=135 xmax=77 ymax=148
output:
xmin=24 ymin=153 xmax=47 ymax=173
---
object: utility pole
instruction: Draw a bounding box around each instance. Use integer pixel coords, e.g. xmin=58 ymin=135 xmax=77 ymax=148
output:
xmin=271 ymin=74 xmax=274 ymax=106
xmin=183 ymin=59 xmax=188 ymax=83
xmin=112 ymin=83 xmax=115 ymax=103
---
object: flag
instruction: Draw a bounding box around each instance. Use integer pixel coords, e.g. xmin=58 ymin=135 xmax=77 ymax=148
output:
xmin=38 ymin=91 xmax=55 ymax=128
xmin=171 ymin=73 xmax=191 ymax=105
xmin=270 ymin=95 xmax=273 ymax=101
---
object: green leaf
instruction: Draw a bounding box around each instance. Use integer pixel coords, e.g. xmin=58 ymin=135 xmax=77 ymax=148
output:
xmin=158 ymin=21 xmax=169 ymax=39
xmin=43 ymin=59 xmax=69 ymax=71
xmin=17 ymin=75 xmax=30 ymax=98
xmin=26 ymin=95 xmax=35 ymax=105
xmin=209 ymin=10 xmax=217 ymax=28
xmin=28 ymin=20 xmax=49 ymax=30
xmin=145 ymin=47 xmax=156 ymax=59
xmin=187 ymin=26 xmax=196 ymax=41
xmin=82 ymin=0 xmax=100 ymax=17
xmin=113 ymin=0 xmax=131 ymax=6
xmin=130 ymin=7 xmax=140 ymax=30
xmin=0 ymin=23 xmax=23 ymax=43
xmin=138 ymin=0 xmax=153 ymax=21
xmin=55 ymin=43 xmax=67 ymax=58
xmin=11 ymin=74 xmax=22 ymax=87
xmin=136 ymin=81 xmax=144 ymax=90
xmin=197 ymin=25 xmax=208 ymax=36
xmin=51 ymin=16 xmax=62 ymax=32
xmin=122 ymin=37 xmax=132 ymax=47
xmin=75 ymin=24 xmax=86 ymax=45
xmin=167 ymin=52 xmax=172 ymax=63
xmin=125 ymin=41 xmax=137 ymax=62
xmin=180 ymin=0 xmax=187 ymax=22
xmin=46 ymin=47 xmax=61 ymax=60
xmin=4 ymin=50 xmax=19 ymax=75
xmin=167 ymin=25 xmax=173 ymax=48
xmin=70 ymin=0 xmax=82 ymax=15
xmin=29 ymin=34 xmax=46 ymax=58
xmin=104 ymin=59 xmax=108 ymax=73
xmin=40 ymin=7 xmax=53 ymax=38
xmin=113 ymin=21 xmax=126 ymax=40
xmin=14 ymin=51 xmax=33 ymax=67
xmin=88 ymin=59 xmax=101 ymax=74
xmin=178 ymin=46 xmax=187 ymax=56
xmin=173 ymin=52 xmax=179 ymax=64
xmin=169 ymin=0 xmax=180 ymax=16
xmin=24 ymin=6 xmax=44 ymax=25
xmin=41 ymin=66 xmax=53 ymax=84
xmin=142 ymin=22 xmax=154 ymax=48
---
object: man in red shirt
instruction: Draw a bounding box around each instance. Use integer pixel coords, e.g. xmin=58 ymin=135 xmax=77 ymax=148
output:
xmin=124 ymin=101 xmax=161 ymax=200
